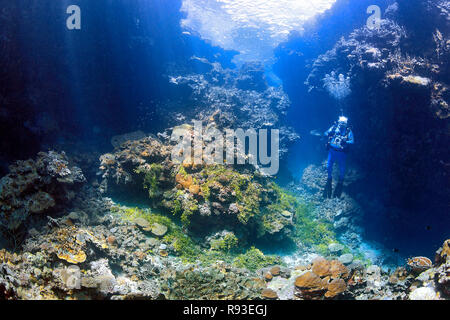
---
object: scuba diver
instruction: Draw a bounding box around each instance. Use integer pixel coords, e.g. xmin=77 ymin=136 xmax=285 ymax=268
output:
xmin=323 ymin=116 xmax=354 ymax=198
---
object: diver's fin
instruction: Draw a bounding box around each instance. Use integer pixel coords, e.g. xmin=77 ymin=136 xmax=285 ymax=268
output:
xmin=333 ymin=181 xmax=343 ymax=198
xmin=323 ymin=178 xmax=332 ymax=199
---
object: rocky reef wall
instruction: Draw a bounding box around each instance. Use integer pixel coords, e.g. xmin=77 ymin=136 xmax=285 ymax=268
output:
xmin=98 ymin=132 xmax=297 ymax=244
xmin=0 ymin=151 xmax=85 ymax=248
xmin=275 ymin=0 xmax=450 ymax=252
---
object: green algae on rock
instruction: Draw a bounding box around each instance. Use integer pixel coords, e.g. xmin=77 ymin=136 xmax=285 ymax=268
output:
xmin=232 ymin=247 xmax=282 ymax=272
xmin=111 ymin=204 xmax=281 ymax=268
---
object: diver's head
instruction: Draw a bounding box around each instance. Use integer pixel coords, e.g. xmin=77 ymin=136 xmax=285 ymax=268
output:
xmin=338 ymin=116 xmax=348 ymax=126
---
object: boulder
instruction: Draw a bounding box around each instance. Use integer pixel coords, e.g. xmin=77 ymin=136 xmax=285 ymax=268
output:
xmin=151 ymin=223 xmax=168 ymax=237
xmin=339 ymin=254 xmax=354 ymax=265
xmin=261 ymin=288 xmax=278 ymax=300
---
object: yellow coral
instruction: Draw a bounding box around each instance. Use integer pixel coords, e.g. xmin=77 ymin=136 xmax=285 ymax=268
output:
xmin=57 ymin=250 xmax=87 ymax=264
xmin=176 ymin=173 xmax=193 ymax=189
xmin=188 ymin=184 xmax=200 ymax=195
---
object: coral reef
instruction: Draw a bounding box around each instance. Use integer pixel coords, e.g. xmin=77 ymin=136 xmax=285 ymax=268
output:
xmin=288 ymin=163 xmax=368 ymax=260
xmin=164 ymin=58 xmax=299 ymax=156
xmin=98 ymin=134 xmax=296 ymax=243
xmin=0 ymin=136 xmax=440 ymax=301
xmin=0 ymin=186 xmax=282 ymax=300
xmin=0 ymin=151 xmax=85 ymax=244
xmin=164 ymin=262 xmax=266 ymax=300
xmin=435 ymin=239 xmax=450 ymax=297
xmin=0 ymin=177 xmax=448 ymax=301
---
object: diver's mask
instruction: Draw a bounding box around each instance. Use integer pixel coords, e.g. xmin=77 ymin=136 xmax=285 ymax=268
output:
xmin=337 ymin=116 xmax=348 ymax=128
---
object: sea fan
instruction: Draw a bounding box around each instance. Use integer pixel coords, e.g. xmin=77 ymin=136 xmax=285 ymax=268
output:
xmin=323 ymin=71 xmax=351 ymax=100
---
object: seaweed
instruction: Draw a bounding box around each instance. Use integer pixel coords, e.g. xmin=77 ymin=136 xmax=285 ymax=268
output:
xmin=134 ymin=163 xmax=163 ymax=199
xmin=232 ymin=247 xmax=282 ymax=271
xmin=210 ymin=233 xmax=239 ymax=252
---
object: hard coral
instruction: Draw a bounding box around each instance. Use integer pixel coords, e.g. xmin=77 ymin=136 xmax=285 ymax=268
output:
xmin=269 ymin=266 xmax=281 ymax=276
xmin=325 ymin=279 xmax=347 ymax=298
xmin=312 ymin=257 xmax=331 ymax=277
xmin=294 ymin=271 xmax=328 ymax=299
xmin=329 ymin=260 xmax=349 ymax=279
xmin=51 ymin=226 xmax=109 ymax=266
xmin=311 ymin=257 xmax=349 ymax=279
xmin=57 ymin=250 xmax=87 ymax=264
xmin=295 ymin=257 xmax=349 ymax=299
xmin=261 ymin=288 xmax=278 ymax=300
xmin=407 ymin=256 xmax=433 ymax=273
